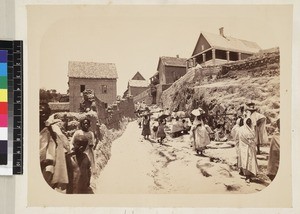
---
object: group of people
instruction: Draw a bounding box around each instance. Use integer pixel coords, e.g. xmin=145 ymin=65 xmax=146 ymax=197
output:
xmin=136 ymin=101 xmax=279 ymax=184
xmin=139 ymin=114 xmax=167 ymax=144
xmin=40 ymin=103 xmax=96 ymax=194
xmin=39 ymin=97 xmax=279 ymax=193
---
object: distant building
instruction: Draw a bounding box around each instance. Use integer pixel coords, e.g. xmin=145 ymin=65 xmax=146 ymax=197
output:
xmin=150 ymin=55 xmax=187 ymax=105
xmin=150 ymin=56 xmax=187 ymax=85
xmin=68 ymin=61 xmax=118 ymax=112
xmin=48 ymin=102 xmax=70 ymax=113
xmin=131 ymin=71 xmax=146 ymax=81
xmin=127 ymin=71 xmax=149 ymax=98
xmin=188 ymin=27 xmax=261 ymax=67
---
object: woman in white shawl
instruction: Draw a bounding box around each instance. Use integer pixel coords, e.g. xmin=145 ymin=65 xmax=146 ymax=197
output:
xmin=190 ymin=115 xmax=211 ymax=156
xmin=238 ymin=117 xmax=259 ymax=183
xmin=231 ymin=117 xmax=244 ymax=175
xmin=40 ymin=108 xmax=70 ymax=191
xmin=246 ymin=103 xmax=268 ymax=154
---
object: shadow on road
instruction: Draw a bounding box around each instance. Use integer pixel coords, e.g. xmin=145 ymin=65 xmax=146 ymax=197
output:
xmin=145 ymin=138 xmax=172 ymax=147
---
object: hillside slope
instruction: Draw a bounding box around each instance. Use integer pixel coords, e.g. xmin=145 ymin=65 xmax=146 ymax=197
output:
xmin=161 ymin=48 xmax=280 ymax=129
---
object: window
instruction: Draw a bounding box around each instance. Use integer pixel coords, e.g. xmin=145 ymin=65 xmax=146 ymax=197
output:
xmin=102 ymin=85 xmax=107 ymax=94
xmin=80 ymin=85 xmax=85 ymax=93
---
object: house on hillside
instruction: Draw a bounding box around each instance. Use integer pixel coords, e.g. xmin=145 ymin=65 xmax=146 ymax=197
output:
xmin=188 ymin=27 xmax=261 ymax=67
xmin=127 ymin=72 xmax=150 ymax=97
xmin=150 ymin=56 xmax=187 ymax=85
xmin=150 ymin=55 xmax=187 ymax=105
xmin=68 ymin=61 xmax=118 ymax=112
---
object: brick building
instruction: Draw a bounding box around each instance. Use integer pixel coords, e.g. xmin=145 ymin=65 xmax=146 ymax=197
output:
xmin=68 ymin=61 xmax=118 ymax=112
xmin=127 ymin=71 xmax=149 ymax=98
xmin=188 ymin=27 xmax=261 ymax=67
xmin=150 ymin=56 xmax=187 ymax=105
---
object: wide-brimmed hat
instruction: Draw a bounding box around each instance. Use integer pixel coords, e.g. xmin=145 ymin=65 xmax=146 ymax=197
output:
xmin=246 ymin=102 xmax=258 ymax=111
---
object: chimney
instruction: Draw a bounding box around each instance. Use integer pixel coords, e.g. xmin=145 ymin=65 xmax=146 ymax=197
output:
xmin=219 ymin=27 xmax=224 ymax=37
xmin=176 ymin=54 xmax=179 ymax=58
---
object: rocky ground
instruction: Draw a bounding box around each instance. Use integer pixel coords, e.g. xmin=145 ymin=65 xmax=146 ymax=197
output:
xmin=94 ymin=120 xmax=272 ymax=194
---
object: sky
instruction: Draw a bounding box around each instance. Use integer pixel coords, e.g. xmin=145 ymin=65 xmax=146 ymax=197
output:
xmin=35 ymin=5 xmax=292 ymax=95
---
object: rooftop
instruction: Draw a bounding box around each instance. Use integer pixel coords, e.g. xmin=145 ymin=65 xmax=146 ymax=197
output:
xmin=160 ymin=56 xmax=187 ymax=67
xmin=128 ymin=79 xmax=150 ymax=88
xmin=192 ymin=31 xmax=261 ymax=56
xmin=68 ymin=61 xmax=118 ymax=79
xmin=48 ymin=102 xmax=70 ymax=111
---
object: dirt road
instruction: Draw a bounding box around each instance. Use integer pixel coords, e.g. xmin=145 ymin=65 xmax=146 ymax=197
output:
xmin=95 ymin=121 xmax=270 ymax=194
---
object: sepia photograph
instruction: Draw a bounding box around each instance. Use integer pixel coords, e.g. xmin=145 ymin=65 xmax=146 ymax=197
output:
xmin=26 ymin=3 xmax=292 ymax=207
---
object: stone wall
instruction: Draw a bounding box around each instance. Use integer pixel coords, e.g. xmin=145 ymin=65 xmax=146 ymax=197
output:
xmin=94 ymin=96 xmax=135 ymax=130
xmin=133 ymin=88 xmax=153 ymax=105
xmin=156 ymin=83 xmax=172 ymax=107
xmin=218 ymin=48 xmax=280 ymax=78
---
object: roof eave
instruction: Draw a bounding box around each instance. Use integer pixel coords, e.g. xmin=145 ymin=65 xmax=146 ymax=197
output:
xmin=190 ymin=47 xmax=213 ymax=59
xmin=68 ymin=76 xmax=118 ymax=79
xmin=164 ymin=64 xmax=187 ymax=68
xmin=211 ymin=45 xmax=260 ymax=54
xmin=156 ymin=57 xmax=162 ymax=71
xmin=192 ymin=32 xmax=204 ymax=56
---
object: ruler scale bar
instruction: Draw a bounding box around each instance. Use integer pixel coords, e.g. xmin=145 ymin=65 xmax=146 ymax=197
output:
xmin=13 ymin=41 xmax=23 ymax=174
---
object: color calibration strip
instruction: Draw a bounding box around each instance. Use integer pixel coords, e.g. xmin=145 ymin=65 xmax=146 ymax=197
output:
xmin=0 ymin=50 xmax=8 ymax=166
xmin=0 ymin=40 xmax=23 ymax=175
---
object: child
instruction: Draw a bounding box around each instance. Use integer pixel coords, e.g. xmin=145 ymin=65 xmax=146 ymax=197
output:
xmin=70 ymin=118 xmax=95 ymax=174
xmin=214 ymin=124 xmax=227 ymax=142
xmin=66 ymin=135 xmax=93 ymax=194
xmin=137 ymin=114 xmax=143 ymax=128
xmin=141 ymin=115 xmax=151 ymax=140
xmin=156 ymin=118 xmax=166 ymax=144
xmin=182 ymin=119 xmax=191 ymax=135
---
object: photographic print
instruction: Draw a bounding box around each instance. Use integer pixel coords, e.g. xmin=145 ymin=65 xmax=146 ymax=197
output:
xmin=27 ymin=4 xmax=292 ymax=207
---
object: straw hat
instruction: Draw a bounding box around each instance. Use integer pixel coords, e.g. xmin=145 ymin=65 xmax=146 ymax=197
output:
xmin=246 ymin=102 xmax=258 ymax=112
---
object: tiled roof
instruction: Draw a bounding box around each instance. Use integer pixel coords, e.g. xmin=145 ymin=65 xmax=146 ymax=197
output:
xmin=68 ymin=61 xmax=118 ymax=79
xmin=193 ymin=31 xmax=261 ymax=56
xmin=160 ymin=56 xmax=187 ymax=67
xmin=48 ymin=102 xmax=70 ymax=111
xmin=128 ymin=79 xmax=149 ymax=88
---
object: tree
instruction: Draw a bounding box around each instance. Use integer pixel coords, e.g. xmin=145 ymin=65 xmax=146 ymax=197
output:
xmin=40 ymin=88 xmax=62 ymax=103
xmin=40 ymin=89 xmax=52 ymax=103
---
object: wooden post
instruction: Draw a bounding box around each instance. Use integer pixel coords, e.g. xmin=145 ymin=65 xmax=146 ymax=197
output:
xmin=212 ymin=49 xmax=216 ymax=65
xmin=193 ymin=58 xmax=196 ymax=67
xmin=226 ymin=51 xmax=230 ymax=62
xmin=203 ymin=53 xmax=206 ymax=65
xmin=238 ymin=52 xmax=242 ymax=60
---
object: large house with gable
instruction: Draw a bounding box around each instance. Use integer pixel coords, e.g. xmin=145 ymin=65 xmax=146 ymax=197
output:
xmin=68 ymin=61 xmax=118 ymax=112
xmin=188 ymin=27 xmax=261 ymax=67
